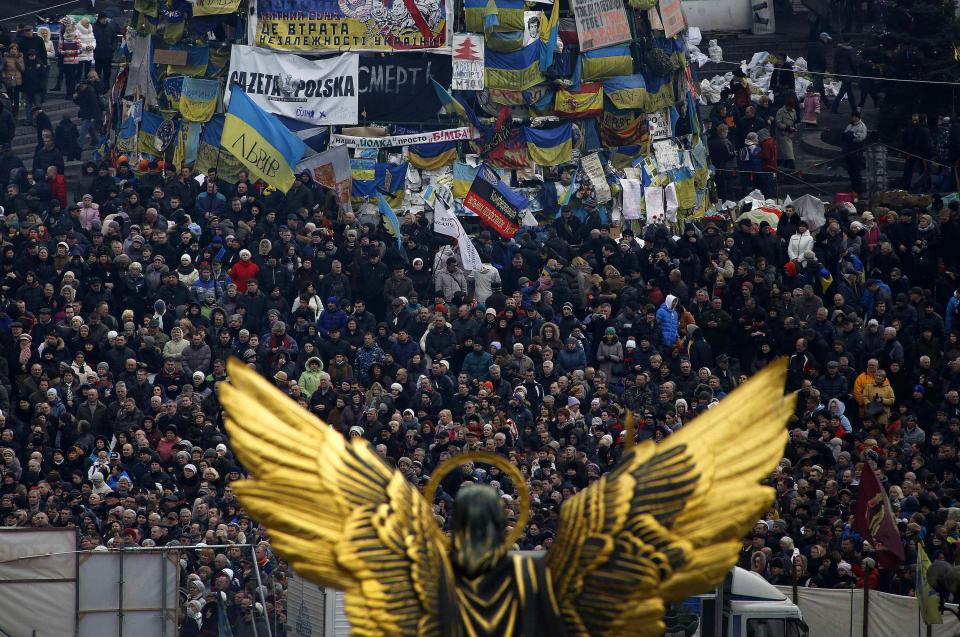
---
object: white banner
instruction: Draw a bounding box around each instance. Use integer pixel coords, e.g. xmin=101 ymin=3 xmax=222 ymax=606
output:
xmin=581 ymin=152 xmax=611 ymax=203
xmin=331 ymin=127 xmax=474 ymax=149
xmin=452 ymin=33 xmax=485 ymax=91
xmin=226 ymin=45 xmax=359 ymax=126
xmin=433 ymin=188 xmax=483 ymax=271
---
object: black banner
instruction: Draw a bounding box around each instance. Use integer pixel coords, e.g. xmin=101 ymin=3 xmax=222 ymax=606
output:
xmin=358 ymin=54 xmax=453 ymax=123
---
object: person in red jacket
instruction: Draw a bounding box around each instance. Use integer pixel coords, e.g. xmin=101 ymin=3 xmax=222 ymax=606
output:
xmin=758 ymin=127 xmax=778 ymax=196
xmin=228 ymin=248 xmax=259 ymax=292
xmin=46 ymin=165 xmax=67 ymax=208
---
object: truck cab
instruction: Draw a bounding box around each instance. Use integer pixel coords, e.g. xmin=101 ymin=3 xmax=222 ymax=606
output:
xmin=666 ymin=567 xmax=809 ymax=637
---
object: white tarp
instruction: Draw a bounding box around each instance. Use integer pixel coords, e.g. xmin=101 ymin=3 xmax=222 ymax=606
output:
xmin=0 ymin=528 xmax=77 ymax=637
xmin=226 ymin=45 xmax=360 ymax=126
xmin=776 ymin=586 xmax=960 ymax=637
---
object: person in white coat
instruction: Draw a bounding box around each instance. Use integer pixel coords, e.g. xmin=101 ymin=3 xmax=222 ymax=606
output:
xmin=469 ymin=263 xmax=501 ymax=306
xmin=787 ymin=219 xmax=815 ymax=265
xmin=76 ymin=18 xmax=96 ymax=76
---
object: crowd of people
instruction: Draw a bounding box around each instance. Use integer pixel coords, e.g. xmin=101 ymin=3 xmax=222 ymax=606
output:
xmin=0 ymin=9 xmax=960 ymax=637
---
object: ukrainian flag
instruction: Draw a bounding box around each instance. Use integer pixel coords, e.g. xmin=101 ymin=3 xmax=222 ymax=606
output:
xmin=581 ymin=45 xmax=633 ymax=81
xmin=137 ymin=111 xmax=166 ymax=156
xmin=485 ymin=42 xmax=544 ymax=91
xmin=221 ymin=88 xmax=305 ymax=193
xmin=377 ymin=194 xmax=404 ymax=253
xmin=539 ymin=0 xmax=560 ymax=72
xmin=523 ymin=123 xmax=573 ymax=166
xmin=408 ymin=141 xmax=459 ymax=171
xmin=603 ymin=74 xmax=652 ymax=111
xmin=642 ymin=70 xmax=678 ymax=112
xmin=464 ymin=0 xmax=525 ymax=33
xmin=559 ymin=168 xmax=578 ymax=206
xmin=432 ymin=80 xmax=482 ymax=130
xmin=453 ymin=161 xmax=508 ymax=200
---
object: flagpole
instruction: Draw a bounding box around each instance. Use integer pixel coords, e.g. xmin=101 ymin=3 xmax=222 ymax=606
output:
xmin=862 ymin=557 xmax=875 ymax=637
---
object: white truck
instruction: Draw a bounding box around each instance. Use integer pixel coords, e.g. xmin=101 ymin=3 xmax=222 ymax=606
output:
xmin=667 ymin=567 xmax=809 ymax=637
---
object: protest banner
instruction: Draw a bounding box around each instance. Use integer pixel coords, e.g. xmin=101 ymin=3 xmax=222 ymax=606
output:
xmin=192 ymin=0 xmax=240 ymax=16
xmin=331 ymin=127 xmax=474 ymax=149
xmin=658 ymin=0 xmax=686 ymax=38
xmin=452 ymin=34 xmax=485 ymax=91
xmin=298 ymin=146 xmax=354 ymax=213
xmin=249 ymin=0 xmax=451 ymax=52
xmin=581 ymin=152 xmax=612 ymax=203
xmin=647 ymin=109 xmax=671 ymax=140
xmin=570 ymin=0 xmax=631 ymax=51
xmin=226 ymin=45 xmax=359 ymax=126
xmin=359 ymin=54 xmax=452 ymax=121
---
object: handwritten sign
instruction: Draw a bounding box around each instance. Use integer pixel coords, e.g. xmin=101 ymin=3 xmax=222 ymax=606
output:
xmin=452 ymin=33 xmax=485 ymax=91
xmin=658 ymin=0 xmax=686 ymax=38
xmin=571 ymin=0 xmax=631 ymax=51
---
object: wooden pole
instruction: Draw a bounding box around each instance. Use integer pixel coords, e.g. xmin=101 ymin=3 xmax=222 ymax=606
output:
xmin=862 ymin=557 xmax=875 ymax=637
xmin=791 ymin=555 xmax=799 ymax=605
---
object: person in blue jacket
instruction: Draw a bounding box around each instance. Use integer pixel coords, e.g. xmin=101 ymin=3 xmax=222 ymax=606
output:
xmin=657 ymin=294 xmax=679 ymax=347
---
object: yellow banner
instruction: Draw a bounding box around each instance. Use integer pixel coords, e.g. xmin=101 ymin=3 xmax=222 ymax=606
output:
xmin=193 ymin=0 xmax=240 ymax=16
xmin=222 ymin=113 xmax=297 ymax=192
xmin=253 ymin=17 xmax=447 ymax=52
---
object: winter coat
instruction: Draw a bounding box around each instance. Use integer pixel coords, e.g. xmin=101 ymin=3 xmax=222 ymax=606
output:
xmin=556 ymin=344 xmax=587 ymax=374
xmin=2 ymin=52 xmax=24 ymax=88
xmin=227 ymin=259 xmax=259 ymax=293
xmin=656 ymin=294 xmax=680 ymax=347
xmin=802 ymin=93 xmax=820 ymax=124
xmin=595 ymin=337 xmax=624 ymax=380
xmin=462 ymin=350 xmax=493 ymax=381
xmin=775 ymin=107 xmax=798 ymax=161
xmin=60 ymin=33 xmax=81 ymax=66
xmin=298 ymin=360 xmax=324 ymax=397
xmin=787 ymin=231 xmax=814 ymax=264
xmin=76 ymin=23 xmax=96 ymax=63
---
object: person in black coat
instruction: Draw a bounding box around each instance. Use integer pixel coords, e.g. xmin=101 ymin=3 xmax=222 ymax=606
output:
xmin=73 ymin=78 xmax=102 ymax=149
xmin=31 ymin=106 xmax=52 ymax=145
xmin=55 ymin=116 xmax=81 ymax=161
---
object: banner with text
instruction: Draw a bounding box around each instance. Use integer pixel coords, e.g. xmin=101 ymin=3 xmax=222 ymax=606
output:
xmin=571 ymin=0 xmax=631 ymax=51
xmin=226 ymin=45 xmax=359 ymax=126
xmin=331 ymin=127 xmax=473 ymax=149
xmin=249 ymin=0 xmax=452 ymax=52
xmin=359 ymin=54 xmax=452 ymax=121
xmin=193 ymin=0 xmax=240 ymax=16
xmin=452 ymin=33 xmax=485 ymax=91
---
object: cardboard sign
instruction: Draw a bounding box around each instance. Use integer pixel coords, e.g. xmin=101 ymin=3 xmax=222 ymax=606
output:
xmin=153 ymin=48 xmax=188 ymax=66
xmin=658 ymin=0 xmax=686 ymax=38
xmin=581 ymin=152 xmax=612 ymax=203
xmin=571 ymin=0 xmax=631 ymax=51
xmin=452 ymin=33 xmax=485 ymax=91
xmin=647 ymin=109 xmax=671 ymax=141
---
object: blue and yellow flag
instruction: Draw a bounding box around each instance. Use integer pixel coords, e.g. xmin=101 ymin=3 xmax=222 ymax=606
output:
xmin=453 ymin=161 xmax=508 ymax=200
xmin=917 ymin=543 xmax=942 ymax=625
xmin=179 ymin=77 xmax=219 ymax=122
xmin=523 ymin=123 xmax=573 ymax=166
xmin=377 ymin=194 xmax=404 ymax=254
xmin=539 ymin=0 xmax=560 ymax=71
xmin=603 ymin=74 xmax=653 ymax=111
xmin=221 ymin=87 xmax=305 ymax=193
xmin=432 ymin=80 xmax=481 ymax=129
xmin=559 ymin=168 xmax=578 ymax=207
xmin=408 ymin=141 xmax=458 ymax=171
xmin=464 ymin=0 xmax=525 ymax=33
xmin=485 ymin=42 xmax=544 ymax=91
xmin=164 ymin=44 xmax=210 ymax=77
xmin=581 ymin=45 xmax=633 ymax=81
xmin=353 ymin=162 xmax=407 ymax=207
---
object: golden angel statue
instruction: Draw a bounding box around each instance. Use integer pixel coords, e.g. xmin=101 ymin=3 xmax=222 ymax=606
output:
xmin=218 ymin=358 xmax=793 ymax=637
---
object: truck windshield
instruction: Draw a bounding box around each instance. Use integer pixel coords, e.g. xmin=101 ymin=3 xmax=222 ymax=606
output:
xmin=746 ymin=618 xmax=807 ymax=637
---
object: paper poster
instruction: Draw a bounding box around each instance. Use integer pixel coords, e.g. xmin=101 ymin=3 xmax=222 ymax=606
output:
xmin=523 ymin=12 xmax=541 ymax=46
xmin=581 ymin=152 xmax=612 ymax=203
xmin=645 ymin=184 xmax=678 ymax=223
xmin=570 ymin=0 xmax=631 ymax=51
xmin=452 ymin=34 xmax=485 ymax=91
xmin=647 ymin=109 xmax=671 ymax=141
xmin=621 ymin=177 xmax=642 ymax=219
xmin=648 ymin=6 xmax=664 ymax=31
xmin=658 ymin=0 xmax=686 ymax=38
xmin=653 ymin=140 xmax=681 ymax=170
xmin=297 ymin=146 xmax=353 ymax=212
xmin=226 ymin=45 xmax=359 ymax=126
xmin=249 ymin=0 xmax=451 ymax=52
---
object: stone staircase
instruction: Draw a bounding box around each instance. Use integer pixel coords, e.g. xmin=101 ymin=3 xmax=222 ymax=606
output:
xmin=13 ymin=74 xmax=86 ymax=201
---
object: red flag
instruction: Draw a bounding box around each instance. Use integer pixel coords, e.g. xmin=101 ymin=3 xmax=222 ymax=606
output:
xmin=853 ymin=464 xmax=905 ymax=569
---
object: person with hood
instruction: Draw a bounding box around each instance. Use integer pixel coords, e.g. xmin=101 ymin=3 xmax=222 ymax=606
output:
xmin=317 ymin=297 xmax=347 ymax=340
xmin=227 ymin=249 xmax=259 ymax=292
xmin=298 ymin=356 xmax=324 ymax=397
xmin=76 ymin=18 xmax=95 ymax=77
xmin=827 ymin=398 xmax=853 ymax=435
xmin=595 ymin=327 xmax=624 ymax=381
xmin=656 ymin=294 xmax=680 ymax=348
xmin=787 ymin=219 xmax=815 ymax=265
xmin=557 ymin=336 xmax=587 ymax=374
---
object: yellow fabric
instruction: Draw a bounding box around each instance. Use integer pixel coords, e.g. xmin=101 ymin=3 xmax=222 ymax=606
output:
xmin=526 ymin=138 xmax=572 ymax=167
xmin=222 ymin=112 xmax=297 ymax=192
xmin=408 ymin=148 xmax=458 ymax=171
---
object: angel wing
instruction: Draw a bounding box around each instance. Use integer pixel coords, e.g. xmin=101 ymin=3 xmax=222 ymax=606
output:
xmin=218 ymin=359 xmax=451 ymax=636
xmin=546 ymin=359 xmax=793 ymax=637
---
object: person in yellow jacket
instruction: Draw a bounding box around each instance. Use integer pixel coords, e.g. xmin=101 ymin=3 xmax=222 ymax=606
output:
xmin=860 ymin=369 xmax=895 ymax=424
xmin=853 ymin=358 xmax=879 ymax=416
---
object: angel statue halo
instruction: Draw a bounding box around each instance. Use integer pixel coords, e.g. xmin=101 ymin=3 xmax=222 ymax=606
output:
xmin=424 ymin=450 xmax=530 ymax=549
